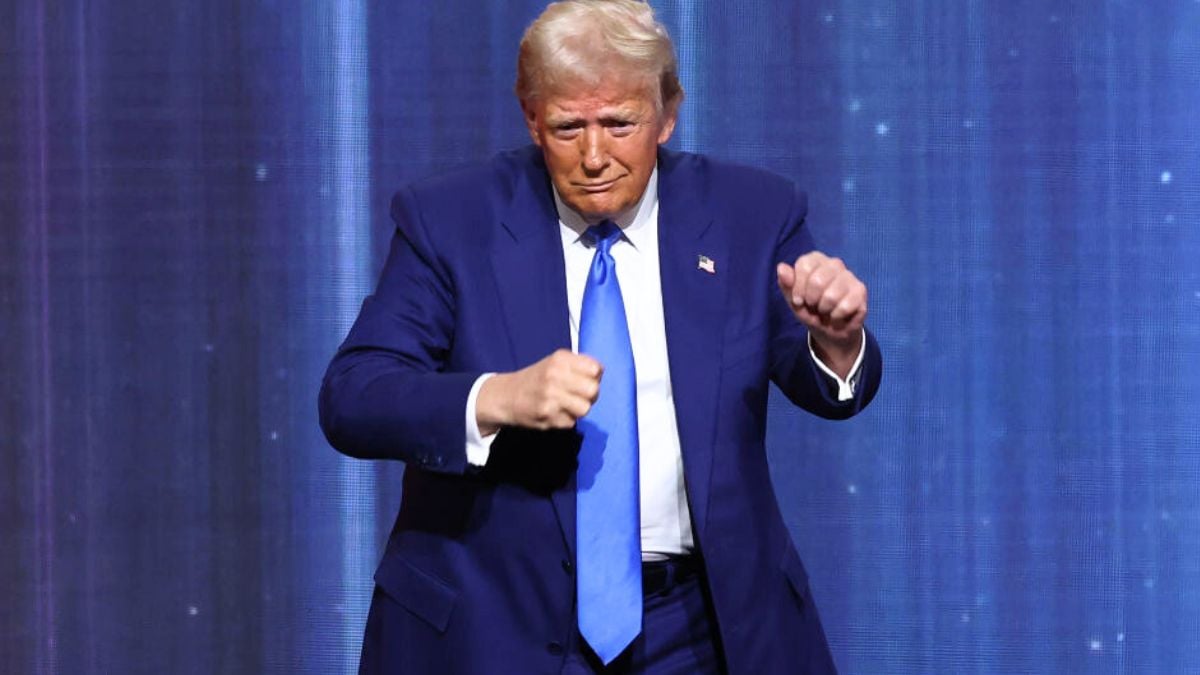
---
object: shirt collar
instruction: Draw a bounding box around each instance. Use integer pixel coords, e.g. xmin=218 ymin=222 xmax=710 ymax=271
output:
xmin=552 ymin=166 xmax=658 ymax=251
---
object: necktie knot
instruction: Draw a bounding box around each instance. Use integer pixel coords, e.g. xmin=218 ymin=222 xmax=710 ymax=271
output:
xmin=586 ymin=220 xmax=621 ymax=253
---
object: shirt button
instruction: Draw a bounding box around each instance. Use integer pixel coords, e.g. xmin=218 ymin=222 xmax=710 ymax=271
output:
xmin=561 ymin=559 xmax=573 ymax=575
xmin=546 ymin=641 xmax=564 ymax=656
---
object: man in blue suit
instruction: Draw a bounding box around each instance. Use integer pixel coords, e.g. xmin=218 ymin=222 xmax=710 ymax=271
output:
xmin=320 ymin=1 xmax=881 ymax=672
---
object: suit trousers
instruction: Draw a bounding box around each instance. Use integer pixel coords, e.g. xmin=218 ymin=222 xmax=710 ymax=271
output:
xmin=563 ymin=559 xmax=726 ymax=674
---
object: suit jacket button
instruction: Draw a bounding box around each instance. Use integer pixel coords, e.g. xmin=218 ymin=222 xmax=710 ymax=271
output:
xmin=546 ymin=641 xmax=564 ymax=656
xmin=561 ymin=559 xmax=573 ymax=575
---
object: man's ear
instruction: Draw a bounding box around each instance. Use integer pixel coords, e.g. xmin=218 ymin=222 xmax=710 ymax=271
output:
xmin=656 ymin=107 xmax=678 ymax=145
xmin=520 ymin=99 xmax=543 ymax=146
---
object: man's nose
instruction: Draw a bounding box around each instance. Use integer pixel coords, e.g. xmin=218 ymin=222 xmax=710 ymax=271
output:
xmin=581 ymin=127 xmax=608 ymax=173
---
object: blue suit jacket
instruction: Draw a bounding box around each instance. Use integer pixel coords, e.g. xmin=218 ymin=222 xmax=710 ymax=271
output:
xmin=320 ymin=145 xmax=882 ymax=674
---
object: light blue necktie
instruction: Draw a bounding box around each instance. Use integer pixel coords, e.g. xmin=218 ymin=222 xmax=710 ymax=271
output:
xmin=576 ymin=220 xmax=641 ymax=665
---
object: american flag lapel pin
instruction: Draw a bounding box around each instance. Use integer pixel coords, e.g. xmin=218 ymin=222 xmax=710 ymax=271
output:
xmin=697 ymin=254 xmax=716 ymax=274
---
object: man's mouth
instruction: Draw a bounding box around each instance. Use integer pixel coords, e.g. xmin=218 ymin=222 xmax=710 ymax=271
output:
xmin=576 ymin=177 xmax=620 ymax=193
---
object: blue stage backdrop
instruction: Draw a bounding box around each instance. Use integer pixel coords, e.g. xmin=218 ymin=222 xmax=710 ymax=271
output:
xmin=3 ymin=1 xmax=1198 ymax=673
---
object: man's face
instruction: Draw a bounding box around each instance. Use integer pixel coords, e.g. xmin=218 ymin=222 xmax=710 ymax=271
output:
xmin=523 ymin=78 xmax=677 ymax=221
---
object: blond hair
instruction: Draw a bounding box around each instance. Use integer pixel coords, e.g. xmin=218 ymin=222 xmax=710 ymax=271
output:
xmin=515 ymin=0 xmax=684 ymax=113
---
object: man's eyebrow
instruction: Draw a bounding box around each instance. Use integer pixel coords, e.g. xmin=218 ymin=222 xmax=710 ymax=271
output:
xmin=544 ymin=108 xmax=642 ymax=127
xmin=545 ymin=112 xmax=583 ymax=127
xmin=599 ymin=108 xmax=641 ymax=123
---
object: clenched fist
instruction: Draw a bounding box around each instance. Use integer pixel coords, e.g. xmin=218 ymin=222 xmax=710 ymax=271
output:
xmin=776 ymin=251 xmax=868 ymax=378
xmin=475 ymin=349 xmax=603 ymax=435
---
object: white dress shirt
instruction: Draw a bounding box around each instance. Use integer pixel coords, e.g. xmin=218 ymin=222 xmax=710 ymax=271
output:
xmin=462 ymin=167 xmax=864 ymax=559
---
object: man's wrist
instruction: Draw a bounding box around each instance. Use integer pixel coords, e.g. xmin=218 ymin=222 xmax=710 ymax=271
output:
xmin=475 ymin=372 xmax=511 ymax=436
xmin=809 ymin=331 xmax=863 ymax=380
xmin=465 ymin=373 xmax=501 ymax=468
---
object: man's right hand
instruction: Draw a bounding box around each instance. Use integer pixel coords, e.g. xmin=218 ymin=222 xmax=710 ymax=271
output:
xmin=475 ymin=349 xmax=603 ymax=436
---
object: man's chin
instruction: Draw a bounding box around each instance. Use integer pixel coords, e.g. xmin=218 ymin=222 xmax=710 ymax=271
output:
xmin=565 ymin=195 xmax=630 ymax=222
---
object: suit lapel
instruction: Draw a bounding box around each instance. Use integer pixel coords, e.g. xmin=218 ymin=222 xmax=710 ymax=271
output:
xmin=491 ymin=160 xmax=572 ymax=369
xmin=490 ymin=154 xmax=577 ymax=558
xmin=657 ymin=150 xmax=726 ymax=543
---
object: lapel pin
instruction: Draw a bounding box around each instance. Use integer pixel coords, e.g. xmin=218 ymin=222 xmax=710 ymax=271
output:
xmin=697 ymin=255 xmax=716 ymax=274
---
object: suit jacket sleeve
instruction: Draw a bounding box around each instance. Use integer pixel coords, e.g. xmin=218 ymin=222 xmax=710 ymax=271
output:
xmin=767 ymin=186 xmax=882 ymax=420
xmin=318 ymin=185 xmax=478 ymax=474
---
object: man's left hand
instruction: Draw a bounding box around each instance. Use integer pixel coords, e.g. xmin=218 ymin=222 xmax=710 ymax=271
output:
xmin=776 ymin=251 xmax=867 ymax=379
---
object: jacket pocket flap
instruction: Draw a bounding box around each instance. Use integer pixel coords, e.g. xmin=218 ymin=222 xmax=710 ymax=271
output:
xmin=374 ymin=553 xmax=458 ymax=633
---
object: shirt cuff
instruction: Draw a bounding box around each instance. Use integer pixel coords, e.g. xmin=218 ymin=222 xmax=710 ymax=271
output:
xmin=465 ymin=373 xmax=500 ymax=467
xmin=807 ymin=328 xmax=866 ymax=402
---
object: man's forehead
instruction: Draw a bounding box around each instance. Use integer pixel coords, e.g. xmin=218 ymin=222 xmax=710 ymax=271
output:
xmin=540 ymin=78 xmax=657 ymax=114
xmin=543 ymin=98 xmax=647 ymax=121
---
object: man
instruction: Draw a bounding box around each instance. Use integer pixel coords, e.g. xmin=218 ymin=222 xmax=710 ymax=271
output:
xmin=319 ymin=1 xmax=881 ymax=673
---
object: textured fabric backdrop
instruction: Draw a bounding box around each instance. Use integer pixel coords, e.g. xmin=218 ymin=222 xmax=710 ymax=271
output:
xmin=3 ymin=1 xmax=1198 ymax=673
